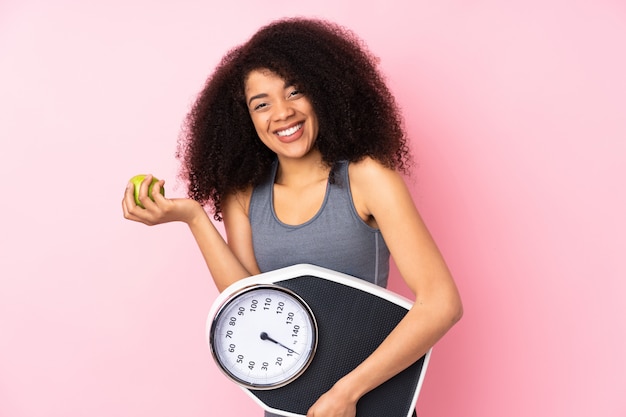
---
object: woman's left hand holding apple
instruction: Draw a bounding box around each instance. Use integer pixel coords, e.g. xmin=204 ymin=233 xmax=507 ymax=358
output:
xmin=122 ymin=174 xmax=205 ymax=227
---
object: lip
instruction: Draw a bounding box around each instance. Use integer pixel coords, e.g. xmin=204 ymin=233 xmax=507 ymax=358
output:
xmin=274 ymin=122 xmax=305 ymax=143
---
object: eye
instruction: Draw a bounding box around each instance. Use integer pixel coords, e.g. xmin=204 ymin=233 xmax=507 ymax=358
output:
xmin=253 ymin=102 xmax=268 ymax=111
xmin=287 ymin=89 xmax=302 ymax=99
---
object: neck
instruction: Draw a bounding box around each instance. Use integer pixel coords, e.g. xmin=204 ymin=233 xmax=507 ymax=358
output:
xmin=275 ymin=150 xmax=330 ymax=187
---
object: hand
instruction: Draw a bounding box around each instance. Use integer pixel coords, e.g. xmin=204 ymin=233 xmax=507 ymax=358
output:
xmin=122 ymin=174 xmax=204 ymax=226
xmin=306 ymin=383 xmax=358 ymax=417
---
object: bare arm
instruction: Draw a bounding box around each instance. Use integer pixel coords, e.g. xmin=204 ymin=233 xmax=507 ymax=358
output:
xmin=221 ymin=188 xmax=262 ymax=280
xmin=306 ymin=159 xmax=463 ymax=416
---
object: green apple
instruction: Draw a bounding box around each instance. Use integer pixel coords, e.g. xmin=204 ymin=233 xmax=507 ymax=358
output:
xmin=130 ymin=174 xmax=165 ymax=208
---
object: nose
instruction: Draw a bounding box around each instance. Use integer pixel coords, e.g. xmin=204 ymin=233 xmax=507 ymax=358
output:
xmin=272 ymin=98 xmax=295 ymax=121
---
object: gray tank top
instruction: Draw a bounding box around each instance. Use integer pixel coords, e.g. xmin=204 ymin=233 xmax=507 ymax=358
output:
xmin=249 ymin=159 xmax=390 ymax=288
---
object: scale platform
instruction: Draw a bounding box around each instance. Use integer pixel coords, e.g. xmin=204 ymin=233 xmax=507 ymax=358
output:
xmin=207 ymin=264 xmax=431 ymax=417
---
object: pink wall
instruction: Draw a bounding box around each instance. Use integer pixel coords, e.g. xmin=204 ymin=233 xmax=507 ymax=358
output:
xmin=1 ymin=1 xmax=625 ymax=416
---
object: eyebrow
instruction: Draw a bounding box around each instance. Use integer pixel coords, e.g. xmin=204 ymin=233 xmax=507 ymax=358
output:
xmin=247 ymin=79 xmax=298 ymax=107
xmin=247 ymin=93 xmax=268 ymax=107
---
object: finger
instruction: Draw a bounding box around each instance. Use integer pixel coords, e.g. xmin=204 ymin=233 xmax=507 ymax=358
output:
xmin=123 ymin=181 xmax=152 ymax=220
xmin=137 ymin=174 xmax=157 ymax=209
xmin=122 ymin=182 xmax=136 ymax=207
xmin=122 ymin=194 xmax=143 ymax=221
xmin=122 ymin=183 xmax=138 ymax=218
xmin=151 ymin=179 xmax=166 ymax=204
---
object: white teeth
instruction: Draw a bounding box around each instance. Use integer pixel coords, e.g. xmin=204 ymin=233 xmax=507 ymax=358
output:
xmin=276 ymin=123 xmax=302 ymax=137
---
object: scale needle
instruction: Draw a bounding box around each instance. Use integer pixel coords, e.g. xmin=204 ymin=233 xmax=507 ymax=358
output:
xmin=260 ymin=332 xmax=299 ymax=355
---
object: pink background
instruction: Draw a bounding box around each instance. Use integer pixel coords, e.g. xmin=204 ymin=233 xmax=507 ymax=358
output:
xmin=1 ymin=1 xmax=625 ymax=416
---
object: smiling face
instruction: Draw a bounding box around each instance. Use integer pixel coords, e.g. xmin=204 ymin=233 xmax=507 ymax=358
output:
xmin=245 ymin=69 xmax=320 ymax=161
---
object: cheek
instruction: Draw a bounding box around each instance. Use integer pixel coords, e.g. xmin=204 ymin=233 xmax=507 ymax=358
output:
xmin=250 ymin=114 xmax=270 ymax=134
xmin=251 ymin=118 xmax=274 ymax=147
xmin=309 ymin=115 xmax=320 ymax=137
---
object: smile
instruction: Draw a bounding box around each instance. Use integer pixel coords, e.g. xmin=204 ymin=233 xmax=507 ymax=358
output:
xmin=276 ymin=123 xmax=303 ymax=137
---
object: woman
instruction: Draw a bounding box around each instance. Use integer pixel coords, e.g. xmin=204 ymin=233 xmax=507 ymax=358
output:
xmin=122 ymin=17 xmax=462 ymax=417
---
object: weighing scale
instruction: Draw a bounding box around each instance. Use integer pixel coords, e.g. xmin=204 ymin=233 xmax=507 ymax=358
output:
xmin=207 ymin=264 xmax=431 ymax=417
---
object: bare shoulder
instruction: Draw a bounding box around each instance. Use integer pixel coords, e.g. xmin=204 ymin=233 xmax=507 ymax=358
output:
xmin=351 ymin=155 xmax=399 ymax=173
xmin=222 ymin=186 xmax=254 ymax=217
xmin=349 ymin=157 xmax=411 ymax=221
xmin=349 ymin=157 xmax=408 ymax=196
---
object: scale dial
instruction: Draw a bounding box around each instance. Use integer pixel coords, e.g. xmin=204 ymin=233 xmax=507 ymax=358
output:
xmin=209 ymin=284 xmax=318 ymax=390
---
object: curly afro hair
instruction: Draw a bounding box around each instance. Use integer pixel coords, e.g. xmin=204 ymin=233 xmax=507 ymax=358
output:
xmin=177 ymin=17 xmax=411 ymax=220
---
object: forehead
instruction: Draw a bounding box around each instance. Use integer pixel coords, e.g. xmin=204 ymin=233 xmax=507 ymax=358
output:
xmin=244 ymin=69 xmax=288 ymax=94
